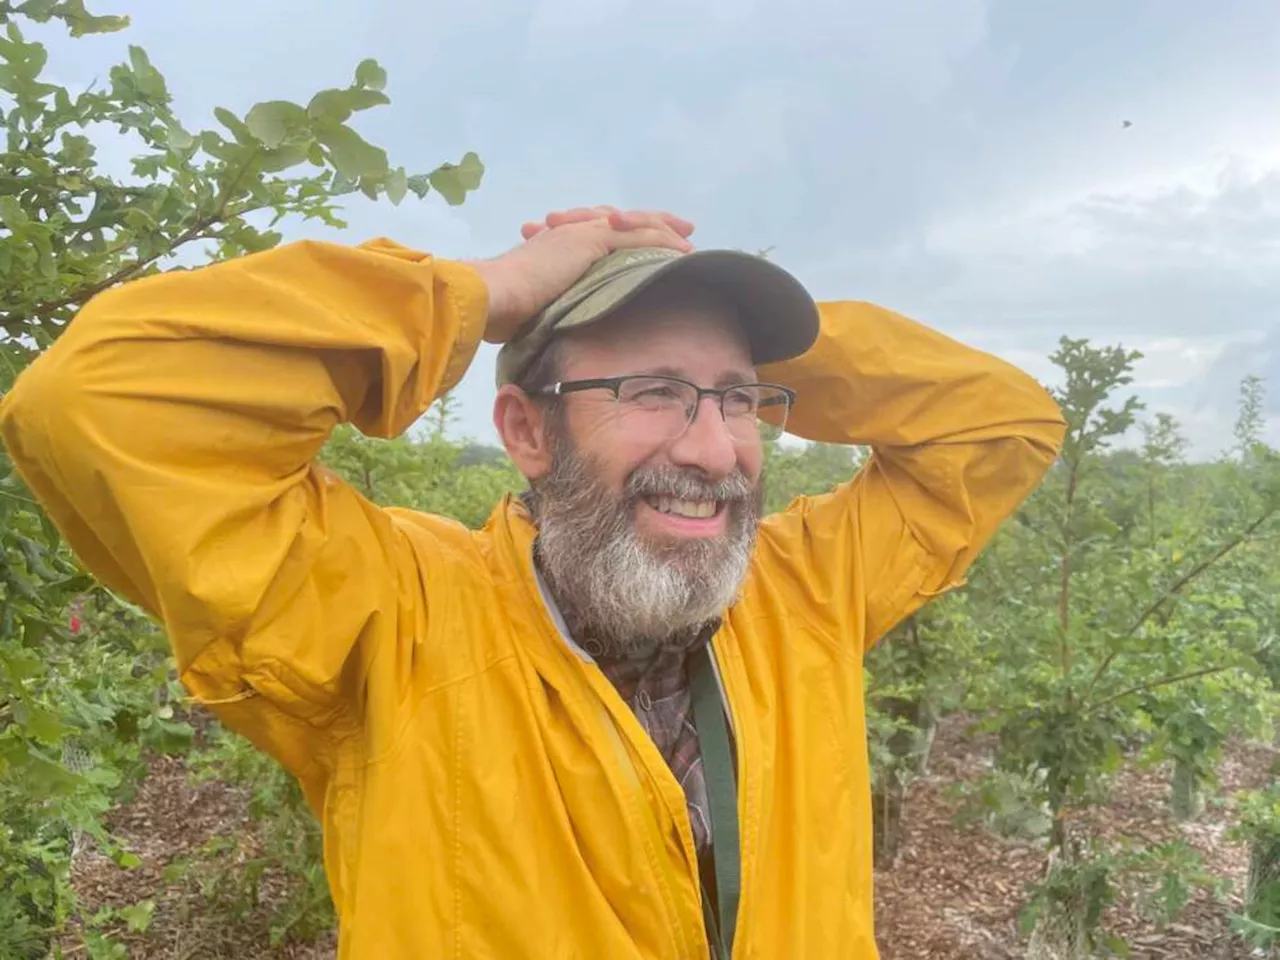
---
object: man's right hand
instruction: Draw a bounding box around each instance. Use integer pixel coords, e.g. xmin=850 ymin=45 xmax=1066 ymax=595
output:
xmin=467 ymin=206 xmax=696 ymax=344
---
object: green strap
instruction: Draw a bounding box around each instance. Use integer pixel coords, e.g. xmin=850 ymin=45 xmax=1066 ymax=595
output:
xmin=691 ymin=644 xmax=739 ymax=958
xmin=700 ymin=883 xmax=726 ymax=960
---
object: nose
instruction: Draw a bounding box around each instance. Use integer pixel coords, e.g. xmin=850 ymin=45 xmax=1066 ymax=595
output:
xmin=666 ymin=395 xmax=739 ymax=478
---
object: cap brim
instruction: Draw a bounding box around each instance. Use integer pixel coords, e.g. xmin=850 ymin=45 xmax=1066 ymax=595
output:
xmin=496 ymin=249 xmax=820 ymax=386
xmin=556 ymin=249 xmax=819 ymax=368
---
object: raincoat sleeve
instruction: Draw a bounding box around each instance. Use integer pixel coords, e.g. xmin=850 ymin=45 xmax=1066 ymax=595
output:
xmin=755 ymin=300 xmax=1066 ymax=651
xmin=0 ymin=238 xmax=487 ymax=780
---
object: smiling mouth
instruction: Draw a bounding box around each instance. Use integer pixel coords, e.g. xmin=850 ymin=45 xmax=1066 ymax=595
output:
xmin=643 ymin=495 xmax=724 ymax=519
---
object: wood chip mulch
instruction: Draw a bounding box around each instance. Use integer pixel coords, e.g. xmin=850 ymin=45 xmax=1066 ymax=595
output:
xmin=874 ymin=718 xmax=1276 ymax=959
xmin=59 ymin=753 xmax=336 ymax=959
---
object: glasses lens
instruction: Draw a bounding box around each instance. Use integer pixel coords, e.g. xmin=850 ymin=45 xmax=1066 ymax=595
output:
xmin=726 ymin=385 xmax=790 ymax=444
xmin=613 ymin=378 xmax=792 ymax=444
xmin=615 ymin=376 xmax=699 ymax=440
xmin=757 ymin=418 xmax=785 ymax=443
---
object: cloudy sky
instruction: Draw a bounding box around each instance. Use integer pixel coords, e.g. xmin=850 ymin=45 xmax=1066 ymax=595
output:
xmin=42 ymin=1 xmax=1280 ymax=457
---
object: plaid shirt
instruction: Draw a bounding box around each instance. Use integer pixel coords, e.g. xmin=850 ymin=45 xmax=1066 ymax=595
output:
xmin=594 ymin=622 xmax=721 ymax=876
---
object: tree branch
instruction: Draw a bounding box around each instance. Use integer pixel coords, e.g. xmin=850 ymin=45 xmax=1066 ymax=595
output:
xmin=1086 ymin=663 xmax=1239 ymax=713
xmin=3 ymin=149 xmax=264 ymax=333
xmin=1082 ymin=505 xmax=1278 ymax=702
xmin=1128 ymin=509 xmax=1275 ymax=633
xmin=1057 ymin=452 xmax=1083 ymax=703
xmin=1 ymin=216 xmax=215 ymax=332
xmin=0 ymin=487 xmax=39 ymax=507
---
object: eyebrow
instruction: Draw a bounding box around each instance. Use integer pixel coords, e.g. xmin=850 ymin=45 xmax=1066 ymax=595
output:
xmin=634 ymin=365 xmax=759 ymax=388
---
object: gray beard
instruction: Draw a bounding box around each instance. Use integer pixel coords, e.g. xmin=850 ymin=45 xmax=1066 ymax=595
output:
xmin=528 ymin=434 xmax=761 ymax=660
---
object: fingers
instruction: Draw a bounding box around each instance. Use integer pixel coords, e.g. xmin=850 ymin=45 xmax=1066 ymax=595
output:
xmin=524 ymin=206 xmax=696 ymax=240
xmin=546 ymin=205 xmax=620 ymax=229
xmin=608 ymin=210 xmax=696 ymax=238
xmin=520 ymin=207 xmax=611 ymax=240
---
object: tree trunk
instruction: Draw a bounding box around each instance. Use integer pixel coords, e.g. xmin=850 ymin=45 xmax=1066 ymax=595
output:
xmin=1170 ymin=757 xmax=1203 ymax=821
xmin=1027 ymin=820 xmax=1097 ymax=960
xmin=872 ymin=773 xmax=906 ymax=870
xmin=871 ymin=696 xmax=934 ymax=868
xmin=914 ymin=709 xmax=939 ymax=777
xmin=1027 ymin=857 xmax=1090 ymax=960
xmin=870 ymin=616 xmax=938 ymax=869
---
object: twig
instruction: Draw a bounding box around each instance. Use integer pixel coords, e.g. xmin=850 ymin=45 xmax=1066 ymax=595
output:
xmin=1082 ymin=505 xmax=1278 ymax=701
xmin=1087 ymin=663 xmax=1238 ymax=713
xmin=4 ymin=147 xmax=263 ymax=332
xmin=1125 ymin=508 xmax=1275 ymax=634
xmin=0 ymin=487 xmax=39 ymax=507
xmin=1058 ymin=454 xmax=1082 ymax=701
xmin=2 ymin=216 xmax=215 ymax=332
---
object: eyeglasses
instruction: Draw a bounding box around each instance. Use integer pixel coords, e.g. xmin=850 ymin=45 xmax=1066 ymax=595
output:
xmin=536 ymin=374 xmax=795 ymax=444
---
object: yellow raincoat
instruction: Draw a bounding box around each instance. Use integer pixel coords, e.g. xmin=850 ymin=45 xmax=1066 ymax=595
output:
xmin=0 ymin=238 xmax=1065 ymax=958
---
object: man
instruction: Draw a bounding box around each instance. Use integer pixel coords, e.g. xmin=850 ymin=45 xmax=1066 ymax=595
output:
xmin=1 ymin=206 xmax=1065 ymax=958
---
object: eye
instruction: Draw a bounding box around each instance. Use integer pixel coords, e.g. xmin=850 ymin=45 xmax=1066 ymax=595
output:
xmin=722 ymin=387 xmax=759 ymax=417
xmin=620 ymin=378 xmax=690 ymax=407
xmin=634 ymin=385 xmax=681 ymax=400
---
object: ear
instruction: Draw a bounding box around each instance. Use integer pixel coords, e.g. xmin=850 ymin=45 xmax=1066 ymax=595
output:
xmin=494 ymin=385 xmax=554 ymax=480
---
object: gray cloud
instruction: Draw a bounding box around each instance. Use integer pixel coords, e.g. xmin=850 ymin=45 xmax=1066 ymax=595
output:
xmin=39 ymin=0 xmax=1280 ymax=454
xmin=846 ymin=158 xmax=1280 ymax=334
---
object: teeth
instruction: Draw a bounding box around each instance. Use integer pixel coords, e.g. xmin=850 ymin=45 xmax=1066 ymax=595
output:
xmin=652 ymin=496 xmax=717 ymax=518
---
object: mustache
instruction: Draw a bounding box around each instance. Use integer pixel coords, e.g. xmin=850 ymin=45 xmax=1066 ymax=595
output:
xmin=624 ymin=464 xmax=754 ymax=504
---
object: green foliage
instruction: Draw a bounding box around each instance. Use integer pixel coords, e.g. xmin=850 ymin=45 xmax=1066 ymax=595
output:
xmin=1234 ymin=374 xmax=1266 ymax=456
xmin=320 ymin=420 xmax=524 ymax=526
xmin=918 ymin=338 xmax=1280 ymax=952
xmin=1125 ymin=838 xmax=1225 ymax=931
xmin=1 ymin=0 xmax=129 ymax=37
xmin=1020 ymin=839 xmax=1119 ymax=957
xmin=1021 ymin=836 xmax=1221 ymax=958
xmin=974 ymin=340 xmax=1277 ymax=775
xmin=1228 ymin=782 xmax=1280 ymax=947
xmin=951 ymin=766 xmax=1055 ymax=842
xmin=0 ymin=434 xmax=179 ymax=956
xmin=762 ymin=439 xmax=864 ymax=514
xmin=1233 ymin=782 xmax=1280 ymax=846
xmin=0 ymin=8 xmax=483 ymax=346
xmin=184 ymin=728 xmax=334 ymax=947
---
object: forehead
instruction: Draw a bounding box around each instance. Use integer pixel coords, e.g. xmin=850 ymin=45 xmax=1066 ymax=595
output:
xmin=557 ymin=279 xmax=755 ymax=381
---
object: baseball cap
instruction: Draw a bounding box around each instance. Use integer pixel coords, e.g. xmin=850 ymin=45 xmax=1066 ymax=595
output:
xmin=494 ymin=247 xmax=821 ymax=387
